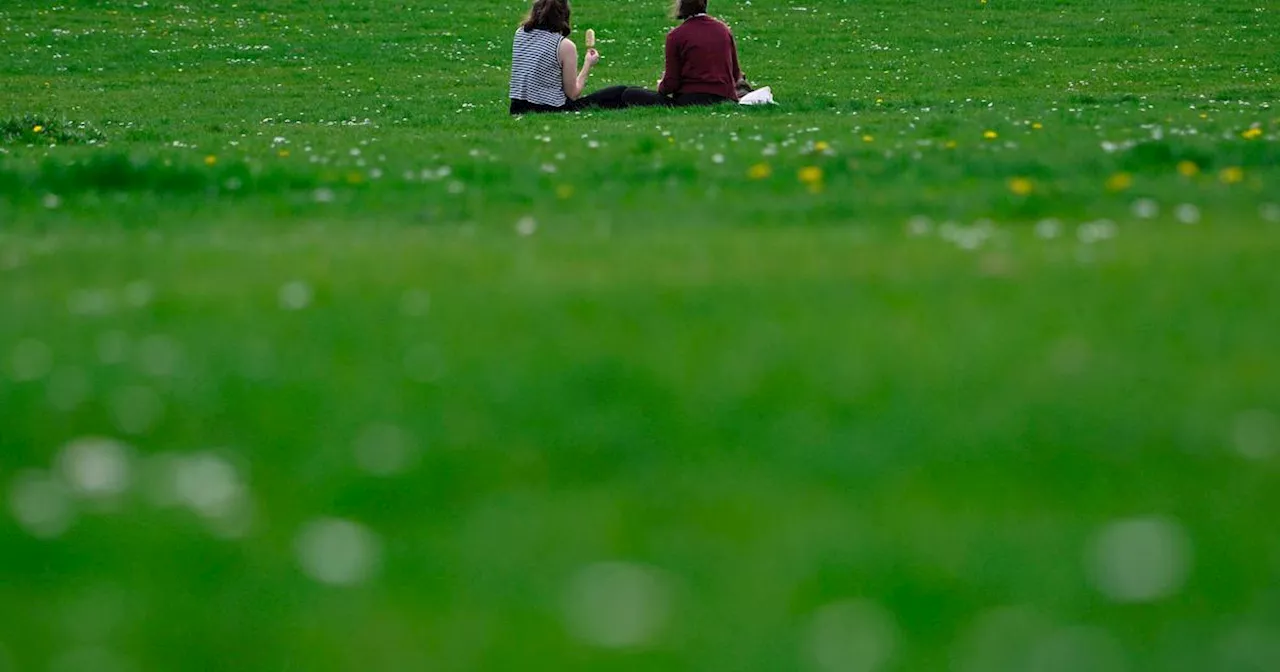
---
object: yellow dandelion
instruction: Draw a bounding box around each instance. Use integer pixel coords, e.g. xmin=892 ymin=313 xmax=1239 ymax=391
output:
xmin=1199 ymin=112 xmax=1208 ymax=120
xmin=1241 ymin=127 xmax=1263 ymax=140
xmin=944 ymin=140 xmax=958 ymax=149
xmin=983 ymin=130 xmax=998 ymax=140
xmin=798 ymin=166 xmax=824 ymax=185
xmin=1031 ymin=122 xmax=1043 ymax=130
xmin=556 ymin=184 xmax=575 ymax=199
xmin=1105 ymin=172 xmax=1133 ymax=192
xmin=748 ymin=163 xmax=772 ymax=180
xmin=1176 ymin=160 xmax=1199 ymax=177
xmin=814 ymin=141 xmax=831 ymax=153
xmin=204 ymin=155 xmax=217 ymax=166
xmin=862 ymin=134 xmax=874 ymax=143
xmin=33 ymin=125 xmax=45 ymax=133
xmin=1007 ymin=177 xmax=1034 ymax=196
xmin=1219 ymin=166 xmax=1244 ymax=184
xmin=278 ymin=149 xmax=290 ymax=158
xmin=875 ymin=98 xmax=884 ymax=105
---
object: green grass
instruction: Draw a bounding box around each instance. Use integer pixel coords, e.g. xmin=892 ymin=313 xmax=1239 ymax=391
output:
xmin=2 ymin=1 xmax=1279 ymax=670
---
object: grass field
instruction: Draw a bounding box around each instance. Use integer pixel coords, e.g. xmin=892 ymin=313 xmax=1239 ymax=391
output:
xmin=2 ymin=0 xmax=1280 ymax=670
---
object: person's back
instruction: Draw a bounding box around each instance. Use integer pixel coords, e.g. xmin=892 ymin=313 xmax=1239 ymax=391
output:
xmin=510 ymin=28 xmax=567 ymax=109
xmin=660 ymin=15 xmax=740 ymax=101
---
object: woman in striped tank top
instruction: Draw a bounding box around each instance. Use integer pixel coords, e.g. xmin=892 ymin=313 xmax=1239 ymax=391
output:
xmin=510 ymin=0 xmax=634 ymax=114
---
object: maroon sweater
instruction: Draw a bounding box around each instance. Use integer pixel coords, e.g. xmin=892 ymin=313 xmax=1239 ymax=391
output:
xmin=658 ymin=15 xmax=742 ymax=101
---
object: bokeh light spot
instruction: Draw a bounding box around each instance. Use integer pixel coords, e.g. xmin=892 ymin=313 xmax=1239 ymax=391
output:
xmin=806 ymin=600 xmax=898 ymax=672
xmin=1087 ymin=516 xmax=1191 ymax=603
xmin=563 ymin=561 xmax=672 ymax=649
xmin=1231 ymin=409 xmax=1278 ymax=460
xmin=353 ymin=423 xmax=417 ymax=476
xmin=1028 ymin=626 xmax=1128 ymax=672
xmin=8 ymin=470 xmax=76 ymax=539
xmin=57 ymin=437 xmax=133 ymax=500
xmin=8 ymin=338 xmax=53 ymax=382
xmin=295 ymin=518 xmax=382 ymax=586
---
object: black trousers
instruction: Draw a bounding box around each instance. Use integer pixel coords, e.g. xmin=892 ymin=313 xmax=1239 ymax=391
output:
xmin=620 ymin=89 xmax=733 ymax=108
xmin=509 ymin=86 xmax=732 ymax=115
xmin=510 ymin=86 xmax=633 ymax=115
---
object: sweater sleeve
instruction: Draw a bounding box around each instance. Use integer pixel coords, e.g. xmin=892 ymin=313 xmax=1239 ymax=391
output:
xmin=658 ymin=31 xmax=680 ymax=95
xmin=729 ymin=30 xmax=742 ymax=82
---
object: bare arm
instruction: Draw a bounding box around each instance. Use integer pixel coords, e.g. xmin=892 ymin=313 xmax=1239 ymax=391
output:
xmin=559 ymin=39 xmax=598 ymax=101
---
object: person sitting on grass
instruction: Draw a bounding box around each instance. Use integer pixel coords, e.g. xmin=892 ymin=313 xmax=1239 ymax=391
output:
xmin=620 ymin=0 xmax=744 ymax=108
xmin=509 ymin=0 xmax=634 ymax=115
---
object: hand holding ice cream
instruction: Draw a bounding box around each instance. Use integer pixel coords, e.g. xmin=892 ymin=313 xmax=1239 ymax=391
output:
xmin=584 ymin=28 xmax=599 ymax=64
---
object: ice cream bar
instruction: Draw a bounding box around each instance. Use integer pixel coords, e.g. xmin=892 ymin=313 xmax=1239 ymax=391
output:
xmin=585 ymin=29 xmax=596 ymax=49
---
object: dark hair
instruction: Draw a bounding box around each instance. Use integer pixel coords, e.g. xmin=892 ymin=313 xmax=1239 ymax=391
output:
xmin=523 ymin=0 xmax=572 ymax=36
xmin=673 ymin=0 xmax=708 ymax=20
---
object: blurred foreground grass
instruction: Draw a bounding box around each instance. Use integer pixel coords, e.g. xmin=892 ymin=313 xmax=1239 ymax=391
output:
xmin=2 ymin=1 xmax=1280 ymax=670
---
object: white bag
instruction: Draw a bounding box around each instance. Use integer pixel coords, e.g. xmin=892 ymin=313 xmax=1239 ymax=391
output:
xmin=738 ymin=86 xmax=775 ymax=105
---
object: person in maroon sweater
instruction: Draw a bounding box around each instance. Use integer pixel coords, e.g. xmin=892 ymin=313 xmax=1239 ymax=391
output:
xmin=621 ymin=0 xmax=743 ymax=107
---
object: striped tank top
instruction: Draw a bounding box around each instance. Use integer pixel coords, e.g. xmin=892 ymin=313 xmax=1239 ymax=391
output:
xmin=510 ymin=28 xmax=566 ymax=108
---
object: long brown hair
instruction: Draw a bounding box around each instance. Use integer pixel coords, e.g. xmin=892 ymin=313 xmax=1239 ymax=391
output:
xmin=673 ymin=0 xmax=708 ymax=20
xmin=523 ymin=0 xmax=572 ymax=36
